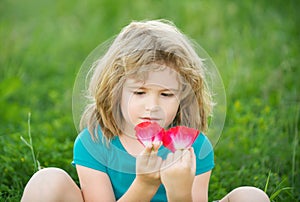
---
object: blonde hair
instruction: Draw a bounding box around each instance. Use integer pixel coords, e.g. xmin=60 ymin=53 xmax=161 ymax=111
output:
xmin=80 ymin=19 xmax=213 ymax=141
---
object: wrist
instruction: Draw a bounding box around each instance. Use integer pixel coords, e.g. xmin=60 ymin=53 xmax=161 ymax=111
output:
xmin=165 ymin=189 xmax=192 ymax=202
xmin=134 ymin=177 xmax=161 ymax=194
xmin=135 ymin=174 xmax=161 ymax=188
xmin=118 ymin=178 xmax=160 ymax=202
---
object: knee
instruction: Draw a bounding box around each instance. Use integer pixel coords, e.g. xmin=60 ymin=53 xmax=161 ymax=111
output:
xmin=27 ymin=167 xmax=70 ymax=187
xmin=21 ymin=168 xmax=72 ymax=201
xmin=226 ymin=186 xmax=270 ymax=202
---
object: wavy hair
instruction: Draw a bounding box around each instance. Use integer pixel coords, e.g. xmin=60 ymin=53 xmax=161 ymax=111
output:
xmin=80 ymin=19 xmax=213 ymax=141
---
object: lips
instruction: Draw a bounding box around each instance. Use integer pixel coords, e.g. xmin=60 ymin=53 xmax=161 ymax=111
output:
xmin=140 ymin=117 xmax=161 ymax=121
xmin=135 ymin=122 xmax=199 ymax=152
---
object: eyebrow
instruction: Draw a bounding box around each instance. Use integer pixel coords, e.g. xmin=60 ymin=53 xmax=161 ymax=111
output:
xmin=127 ymin=86 xmax=179 ymax=92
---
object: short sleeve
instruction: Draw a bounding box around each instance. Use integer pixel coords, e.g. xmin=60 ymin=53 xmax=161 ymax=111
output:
xmin=192 ymin=133 xmax=215 ymax=175
xmin=72 ymin=128 xmax=107 ymax=172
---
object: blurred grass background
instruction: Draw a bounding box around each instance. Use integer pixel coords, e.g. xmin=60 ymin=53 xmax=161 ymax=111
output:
xmin=0 ymin=0 xmax=299 ymax=201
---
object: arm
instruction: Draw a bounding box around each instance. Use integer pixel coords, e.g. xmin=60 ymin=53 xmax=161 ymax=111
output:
xmin=76 ymin=144 xmax=162 ymax=202
xmin=192 ymin=171 xmax=211 ymax=202
xmin=76 ymin=165 xmax=115 ymax=202
xmin=191 ymin=133 xmax=214 ymax=202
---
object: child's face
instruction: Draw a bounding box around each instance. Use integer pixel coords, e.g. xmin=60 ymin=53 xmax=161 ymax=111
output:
xmin=121 ymin=66 xmax=180 ymax=135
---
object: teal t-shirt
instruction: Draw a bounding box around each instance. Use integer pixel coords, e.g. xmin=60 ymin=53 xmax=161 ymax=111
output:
xmin=72 ymin=128 xmax=214 ymax=201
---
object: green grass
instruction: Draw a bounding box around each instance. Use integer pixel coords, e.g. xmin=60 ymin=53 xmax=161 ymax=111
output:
xmin=0 ymin=0 xmax=299 ymax=201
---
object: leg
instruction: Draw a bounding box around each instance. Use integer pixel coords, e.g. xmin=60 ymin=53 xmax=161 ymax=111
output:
xmin=21 ymin=167 xmax=83 ymax=202
xmin=219 ymin=186 xmax=270 ymax=202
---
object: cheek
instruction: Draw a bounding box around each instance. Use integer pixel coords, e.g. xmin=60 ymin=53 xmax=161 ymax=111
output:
xmin=121 ymin=93 xmax=140 ymax=120
xmin=170 ymin=102 xmax=180 ymax=117
xmin=164 ymin=100 xmax=180 ymax=121
xmin=126 ymin=101 xmax=138 ymax=117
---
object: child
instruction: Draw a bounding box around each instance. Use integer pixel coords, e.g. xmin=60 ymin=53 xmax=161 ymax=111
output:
xmin=21 ymin=19 xmax=270 ymax=202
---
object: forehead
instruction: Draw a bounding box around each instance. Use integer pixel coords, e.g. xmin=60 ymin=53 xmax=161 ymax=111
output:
xmin=124 ymin=66 xmax=179 ymax=89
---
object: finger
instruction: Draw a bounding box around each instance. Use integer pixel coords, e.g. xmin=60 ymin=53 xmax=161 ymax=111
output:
xmin=152 ymin=156 xmax=163 ymax=173
xmin=138 ymin=145 xmax=153 ymax=165
xmin=156 ymin=156 xmax=163 ymax=168
xmin=140 ymin=145 xmax=153 ymax=156
xmin=189 ymin=147 xmax=196 ymax=172
xmin=163 ymin=153 xmax=174 ymax=172
xmin=146 ymin=155 xmax=161 ymax=174
xmin=164 ymin=152 xmax=173 ymax=169
xmin=189 ymin=147 xmax=195 ymax=159
xmin=182 ymin=148 xmax=194 ymax=165
xmin=137 ymin=146 xmax=150 ymax=165
xmin=148 ymin=149 xmax=160 ymax=163
xmin=174 ymin=149 xmax=183 ymax=163
xmin=161 ymin=158 xmax=167 ymax=172
xmin=152 ymin=141 xmax=162 ymax=152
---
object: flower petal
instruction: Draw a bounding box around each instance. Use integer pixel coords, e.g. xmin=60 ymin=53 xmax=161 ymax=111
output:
xmin=163 ymin=126 xmax=199 ymax=152
xmin=135 ymin=121 xmax=164 ymax=147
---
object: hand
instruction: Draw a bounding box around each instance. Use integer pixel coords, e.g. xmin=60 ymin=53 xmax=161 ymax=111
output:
xmin=119 ymin=144 xmax=162 ymax=201
xmin=160 ymin=148 xmax=196 ymax=201
xmin=136 ymin=143 xmax=162 ymax=188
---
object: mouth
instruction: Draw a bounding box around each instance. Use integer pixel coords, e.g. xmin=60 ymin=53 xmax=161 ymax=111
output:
xmin=140 ymin=117 xmax=161 ymax=122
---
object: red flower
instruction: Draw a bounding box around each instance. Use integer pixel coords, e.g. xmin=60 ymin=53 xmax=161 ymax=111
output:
xmin=134 ymin=122 xmax=164 ymax=147
xmin=162 ymin=126 xmax=199 ymax=152
xmin=135 ymin=122 xmax=199 ymax=152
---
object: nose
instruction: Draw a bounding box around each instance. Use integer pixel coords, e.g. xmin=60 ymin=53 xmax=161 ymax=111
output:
xmin=145 ymin=94 xmax=160 ymax=111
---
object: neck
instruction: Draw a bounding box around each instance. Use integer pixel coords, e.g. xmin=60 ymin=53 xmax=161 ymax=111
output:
xmin=119 ymin=134 xmax=145 ymax=156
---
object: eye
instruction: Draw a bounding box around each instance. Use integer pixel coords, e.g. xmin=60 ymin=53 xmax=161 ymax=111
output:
xmin=161 ymin=92 xmax=174 ymax=97
xmin=133 ymin=91 xmax=146 ymax=95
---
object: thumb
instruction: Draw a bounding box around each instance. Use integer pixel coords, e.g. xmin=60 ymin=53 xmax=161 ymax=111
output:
xmin=152 ymin=142 xmax=162 ymax=152
xmin=189 ymin=147 xmax=196 ymax=173
xmin=140 ymin=144 xmax=153 ymax=156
